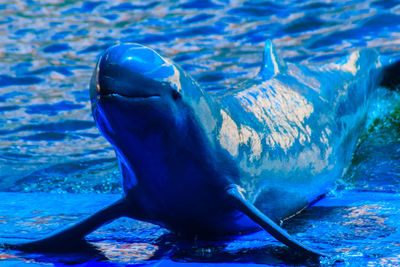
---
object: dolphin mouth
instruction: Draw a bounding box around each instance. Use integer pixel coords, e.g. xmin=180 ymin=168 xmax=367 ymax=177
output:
xmin=99 ymin=93 xmax=161 ymax=101
xmin=95 ymin=73 xmax=163 ymax=100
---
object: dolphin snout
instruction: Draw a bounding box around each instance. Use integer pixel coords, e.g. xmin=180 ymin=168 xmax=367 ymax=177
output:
xmin=91 ymin=43 xmax=179 ymax=101
xmin=92 ymin=44 xmax=173 ymax=99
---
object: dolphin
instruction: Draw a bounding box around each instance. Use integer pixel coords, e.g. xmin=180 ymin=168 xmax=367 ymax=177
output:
xmin=6 ymin=40 xmax=400 ymax=259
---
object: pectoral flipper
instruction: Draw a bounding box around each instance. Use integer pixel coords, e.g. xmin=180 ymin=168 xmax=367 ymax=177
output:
xmin=4 ymin=198 xmax=128 ymax=252
xmin=225 ymin=185 xmax=329 ymax=259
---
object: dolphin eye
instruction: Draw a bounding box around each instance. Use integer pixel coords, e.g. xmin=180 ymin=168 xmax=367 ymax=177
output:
xmin=172 ymin=90 xmax=181 ymax=100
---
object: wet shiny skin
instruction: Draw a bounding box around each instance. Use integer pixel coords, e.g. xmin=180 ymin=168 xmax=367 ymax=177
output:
xmin=91 ymin=42 xmax=384 ymax=235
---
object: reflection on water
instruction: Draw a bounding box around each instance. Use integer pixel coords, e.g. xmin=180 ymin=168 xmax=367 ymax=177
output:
xmin=0 ymin=0 xmax=400 ymax=266
xmin=95 ymin=242 xmax=159 ymax=263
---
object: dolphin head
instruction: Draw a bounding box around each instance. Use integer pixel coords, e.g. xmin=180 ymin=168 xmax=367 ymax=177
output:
xmin=90 ymin=44 xmax=190 ymax=143
xmin=90 ymin=43 xmax=183 ymax=104
xmin=90 ymin=43 xmax=221 ymax=192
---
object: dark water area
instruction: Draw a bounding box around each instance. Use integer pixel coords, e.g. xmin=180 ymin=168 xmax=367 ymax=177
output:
xmin=0 ymin=0 xmax=400 ymax=266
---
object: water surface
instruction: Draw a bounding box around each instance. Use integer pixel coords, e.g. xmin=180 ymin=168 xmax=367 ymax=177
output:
xmin=0 ymin=0 xmax=400 ymax=266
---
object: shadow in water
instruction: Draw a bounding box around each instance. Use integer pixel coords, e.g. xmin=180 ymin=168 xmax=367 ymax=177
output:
xmin=149 ymin=232 xmax=324 ymax=266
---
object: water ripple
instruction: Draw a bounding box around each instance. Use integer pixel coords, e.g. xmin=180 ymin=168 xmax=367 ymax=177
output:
xmin=0 ymin=1 xmax=399 ymax=264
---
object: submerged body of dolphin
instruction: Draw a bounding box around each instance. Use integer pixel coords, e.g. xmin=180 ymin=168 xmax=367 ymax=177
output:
xmin=6 ymin=40 xmax=400 ymax=259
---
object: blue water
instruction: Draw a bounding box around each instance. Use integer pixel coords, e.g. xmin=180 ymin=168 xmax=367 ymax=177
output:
xmin=0 ymin=0 xmax=400 ymax=266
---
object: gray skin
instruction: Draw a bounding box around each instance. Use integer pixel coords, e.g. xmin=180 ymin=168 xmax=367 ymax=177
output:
xmin=91 ymin=42 xmax=382 ymax=232
xmin=5 ymin=41 xmax=399 ymax=260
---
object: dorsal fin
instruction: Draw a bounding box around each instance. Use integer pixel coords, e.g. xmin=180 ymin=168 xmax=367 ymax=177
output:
xmin=259 ymin=40 xmax=285 ymax=79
